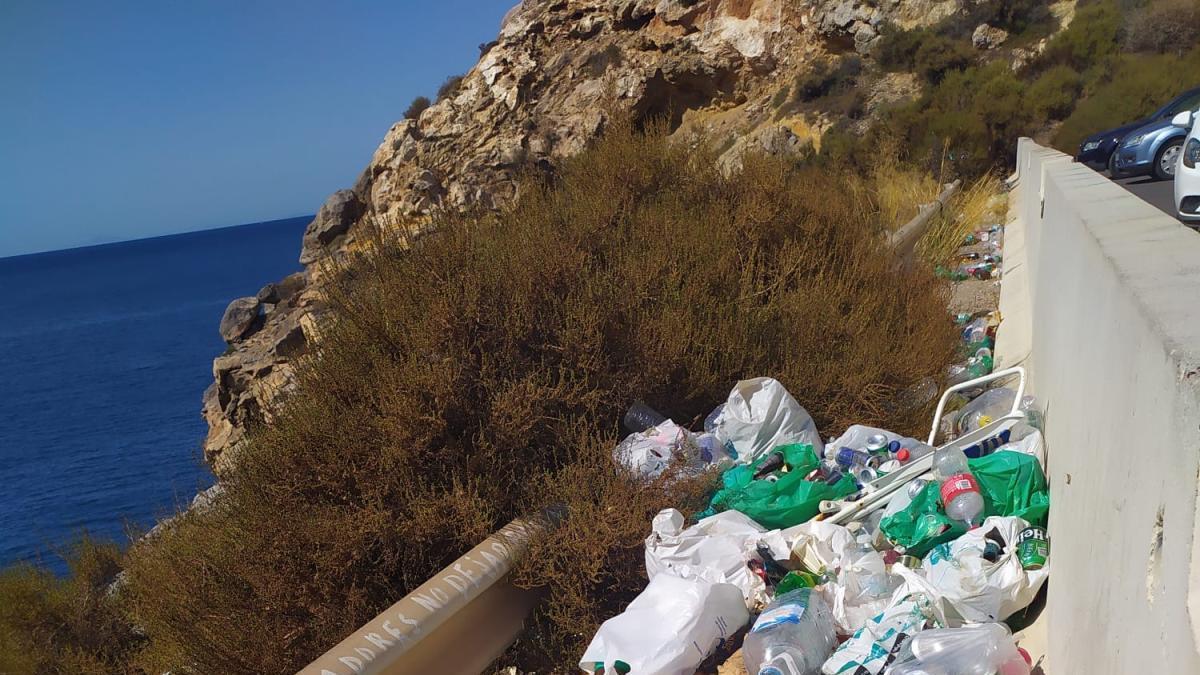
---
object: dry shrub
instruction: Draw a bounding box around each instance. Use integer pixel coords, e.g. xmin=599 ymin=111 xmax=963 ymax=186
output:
xmin=866 ymin=141 xmax=943 ymax=230
xmin=0 ymin=539 xmax=142 ymax=674
xmin=121 ymin=119 xmax=958 ymax=673
xmin=917 ymin=174 xmax=1004 ymax=266
xmin=1125 ymin=0 xmax=1200 ymax=54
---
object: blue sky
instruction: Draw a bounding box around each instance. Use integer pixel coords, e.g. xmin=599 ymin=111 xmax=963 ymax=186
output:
xmin=0 ymin=1 xmax=516 ymax=257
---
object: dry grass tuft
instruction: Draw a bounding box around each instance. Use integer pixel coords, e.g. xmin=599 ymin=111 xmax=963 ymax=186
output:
xmin=917 ymin=174 xmax=1004 ymax=266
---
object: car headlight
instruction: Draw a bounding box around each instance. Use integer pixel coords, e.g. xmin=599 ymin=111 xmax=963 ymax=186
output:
xmin=1185 ymin=138 xmax=1200 ymax=169
xmin=1082 ymin=141 xmax=1101 ymax=152
xmin=1124 ymin=134 xmax=1146 ymax=147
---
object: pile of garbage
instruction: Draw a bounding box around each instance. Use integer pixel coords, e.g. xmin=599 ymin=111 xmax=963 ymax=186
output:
xmin=584 ymin=268 xmax=1051 ymax=674
xmin=936 ymin=225 xmax=1004 ymax=282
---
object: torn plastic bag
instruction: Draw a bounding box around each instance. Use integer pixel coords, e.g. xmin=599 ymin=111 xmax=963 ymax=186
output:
xmin=613 ymin=421 xmax=730 ymax=479
xmin=821 ymin=599 xmax=932 ymax=675
xmin=579 ymin=574 xmax=748 ymax=675
xmin=891 ymin=516 xmax=1048 ymax=626
xmin=709 ymin=377 xmax=823 ymax=464
xmin=820 ymin=537 xmax=901 ymax=636
xmin=785 ymin=520 xmax=856 ymax=575
xmin=645 ymin=508 xmax=787 ymax=608
xmin=702 ymin=444 xmax=857 ymax=529
xmin=880 ymin=451 xmax=1048 ymax=558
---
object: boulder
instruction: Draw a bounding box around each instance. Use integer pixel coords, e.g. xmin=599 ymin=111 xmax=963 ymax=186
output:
xmin=256 ymin=272 xmax=307 ymax=305
xmin=299 ymin=190 xmax=365 ymax=265
xmin=972 ymin=23 xmax=1009 ymax=50
xmin=219 ymin=297 xmax=261 ymax=343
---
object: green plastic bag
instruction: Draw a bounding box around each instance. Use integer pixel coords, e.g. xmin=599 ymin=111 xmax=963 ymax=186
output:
xmin=702 ymin=444 xmax=858 ymax=529
xmin=880 ymin=450 xmax=1049 ymax=558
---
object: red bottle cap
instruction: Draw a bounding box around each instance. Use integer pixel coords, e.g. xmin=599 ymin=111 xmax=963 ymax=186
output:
xmin=1018 ymin=647 xmax=1032 ymax=665
xmin=896 ymin=448 xmax=910 ymax=462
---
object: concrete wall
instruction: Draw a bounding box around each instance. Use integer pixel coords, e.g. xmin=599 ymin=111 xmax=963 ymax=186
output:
xmin=999 ymin=139 xmax=1200 ymax=672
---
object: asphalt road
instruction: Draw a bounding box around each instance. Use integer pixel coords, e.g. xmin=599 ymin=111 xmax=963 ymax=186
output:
xmin=1111 ymin=174 xmax=1185 ymax=223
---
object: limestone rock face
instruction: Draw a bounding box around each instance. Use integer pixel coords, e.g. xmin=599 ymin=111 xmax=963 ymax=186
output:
xmin=198 ymin=0 xmax=1018 ymax=473
xmin=972 ymin=23 xmax=1009 ymax=50
xmin=299 ymin=190 xmax=366 ymax=265
xmin=218 ymin=297 xmax=261 ymax=343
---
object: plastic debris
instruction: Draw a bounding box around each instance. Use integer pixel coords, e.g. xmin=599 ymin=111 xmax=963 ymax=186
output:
xmin=579 ymin=574 xmax=748 ymax=675
xmin=709 ymin=377 xmax=824 ymax=464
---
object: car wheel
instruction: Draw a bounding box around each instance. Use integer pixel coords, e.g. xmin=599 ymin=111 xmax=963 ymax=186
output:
xmin=1108 ymin=152 xmax=1119 ymax=177
xmin=1155 ymin=138 xmax=1184 ymax=181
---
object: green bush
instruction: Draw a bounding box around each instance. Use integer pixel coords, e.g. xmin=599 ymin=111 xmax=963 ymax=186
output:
xmin=120 ymin=120 xmax=959 ymax=673
xmin=1039 ymin=0 xmax=1124 ymax=71
xmin=875 ymin=25 xmax=932 ymax=72
xmin=1029 ymin=65 xmax=1083 ymax=121
xmin=0 ymin=539 xmax=142 ymax=674
xmin=914 ymin=36 xmax=976 ymax=84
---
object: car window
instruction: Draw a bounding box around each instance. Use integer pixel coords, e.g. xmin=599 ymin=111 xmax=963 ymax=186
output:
xmin=1167 ymin=91 xmax=1200 ymax=115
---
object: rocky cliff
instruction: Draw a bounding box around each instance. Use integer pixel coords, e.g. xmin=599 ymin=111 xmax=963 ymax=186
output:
xmin=201 ymin=0 xmax=998 ymax=474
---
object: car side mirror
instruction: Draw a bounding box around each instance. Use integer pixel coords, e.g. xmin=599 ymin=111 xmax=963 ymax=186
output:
xmin=1172 ymin=110 xmax=1194 ymax=128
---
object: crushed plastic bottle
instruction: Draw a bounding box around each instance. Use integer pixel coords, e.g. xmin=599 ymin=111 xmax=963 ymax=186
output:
xmin=743 ymin=588 xmax=838 ymax=675
xmin=884 ymin=623 xmax=1031 ymax=675
xmin=954 ymin=387 xmax=1016 ymax=437
xmin=932 ymin=444 xmax=984 ymax=526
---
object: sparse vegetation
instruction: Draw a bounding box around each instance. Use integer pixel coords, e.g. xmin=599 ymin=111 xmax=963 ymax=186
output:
xmin=404 ymin=95 xmax=431 ymax=120
xmin=1123 ymin=0 xmax=1200 ymax=54
xmin=436 ymin=74 xmax=465 ymax=101
xmin=0 ymin=539 xmax=142 ymax=674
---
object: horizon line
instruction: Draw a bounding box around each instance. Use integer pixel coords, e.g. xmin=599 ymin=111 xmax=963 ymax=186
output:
xmin=0 ymin=214 xmax=316 ymax=262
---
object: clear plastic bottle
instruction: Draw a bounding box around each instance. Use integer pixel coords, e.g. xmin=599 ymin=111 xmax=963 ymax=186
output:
xmin=932 ymin=445 xmax=984 ymax=526
xmin=885 ymin=623 xmax=1031 ymax=675
xmin=742 ymin=588 xmax=837 ymax=675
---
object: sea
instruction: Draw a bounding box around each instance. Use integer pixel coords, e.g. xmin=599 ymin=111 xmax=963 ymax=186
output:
xmin=0 ymin=217 xmax=310 ymax=575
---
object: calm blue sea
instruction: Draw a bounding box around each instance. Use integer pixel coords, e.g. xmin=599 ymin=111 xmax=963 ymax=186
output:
xmin=0 ymin=217 xmax=309 ymax=574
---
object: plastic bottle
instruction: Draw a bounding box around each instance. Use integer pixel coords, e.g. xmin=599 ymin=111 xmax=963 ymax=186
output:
xmin=885 ymin=623 xmax=1031 ymax=675
xmin=742 ymin=588 xmax=837 ymax=675
xmin=955 ymin=387 xmax=1016 ymax=436
xmin=932 ymin=445 xmax=984 ymax=526
xmin=623 ymin=401 xmax=667 ymax=434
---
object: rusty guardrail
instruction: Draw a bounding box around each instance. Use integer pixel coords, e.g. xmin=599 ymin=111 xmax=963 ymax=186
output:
xmin=298 ymin=519 xmax=541 ymax=675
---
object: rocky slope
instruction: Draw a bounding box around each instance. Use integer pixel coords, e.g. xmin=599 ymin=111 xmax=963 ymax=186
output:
xmin=201 ymin=0 xmax=1001 ymax=474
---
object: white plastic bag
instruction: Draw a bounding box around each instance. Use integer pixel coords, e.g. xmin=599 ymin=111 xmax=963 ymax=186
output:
xmin=579 ymin=574 xmax=749 ymax=675
xmin=612 ymin=421 xmax=695 ymax=478
xmin=899 ymin=516 xmax=1048 ymax=625
xmin=784 ymin=520 xmax=855 ymax=575
xmin=996 ymin=429 xmax=1046 ymax=469
xmin=821 ymin=599 xmax=931 ymax=675
xmin=645 ymin=509 xmax=785 ymax=608
xmin=712 ymin=377 xmax=823 ymax=464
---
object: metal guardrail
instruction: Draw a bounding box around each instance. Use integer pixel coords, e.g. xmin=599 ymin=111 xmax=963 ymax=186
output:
xmin=888 ymin=179 xmax=963 ymax=269
xmin=298 ymin=519 xmax=541 ymax=675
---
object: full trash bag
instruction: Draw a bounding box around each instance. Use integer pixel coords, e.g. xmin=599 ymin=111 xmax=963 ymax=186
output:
xmin=896 ymin=516 xmax=1049 ymax=625
xmin=644 ymin=508 xmax=788 ymax=608
xmin=702 ymin=444 xmax=857 ymax=529
xmin=709 ymin=377 xmax=824 ymax=464
xmin=579 ymin=574 xmax=748 ymax=675
xmin=880 ymin=451 xmax=1048 ymax=558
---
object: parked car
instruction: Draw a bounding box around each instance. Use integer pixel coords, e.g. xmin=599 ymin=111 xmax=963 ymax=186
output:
xmin=1112 ymin=88 xmax=1200 ymax=181
xmin=1172 ymin=108 xmax=1200 ymax=224
xmin=1077 ymin=86 xmax=1200 ymax=177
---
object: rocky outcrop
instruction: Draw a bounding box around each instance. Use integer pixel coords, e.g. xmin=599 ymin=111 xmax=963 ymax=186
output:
xmin=972 ymin=23 xmax=1009 ymax=50
xmin=199 ymin=0 xmax=972 ymax=473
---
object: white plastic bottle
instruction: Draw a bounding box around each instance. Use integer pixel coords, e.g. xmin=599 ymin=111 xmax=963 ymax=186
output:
xmin=742 ymin=588 xmax=837 ymax=675
xmin=932 ymin=445 xmax=984 ymax=526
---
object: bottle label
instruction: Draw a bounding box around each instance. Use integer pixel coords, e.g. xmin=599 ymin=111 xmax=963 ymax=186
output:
xmin=940 ymin=472 xmax=980 ymax=504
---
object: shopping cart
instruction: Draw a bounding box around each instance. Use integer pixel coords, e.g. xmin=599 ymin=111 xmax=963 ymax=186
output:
xmin=821 ymin=366 xmax=1027 ymax=526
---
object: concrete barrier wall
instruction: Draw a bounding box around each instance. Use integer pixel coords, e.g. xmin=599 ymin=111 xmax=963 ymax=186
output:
xmin=1002 ymin=139 xmax=1200 ymax=672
